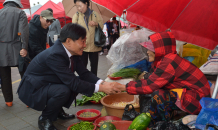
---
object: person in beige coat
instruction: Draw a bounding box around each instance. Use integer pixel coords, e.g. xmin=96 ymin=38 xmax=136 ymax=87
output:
xmin=72 ymin=0 xmax=103 ymax=76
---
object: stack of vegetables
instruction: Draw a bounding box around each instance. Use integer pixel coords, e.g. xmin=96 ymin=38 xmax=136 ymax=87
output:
xmin=110 ymin=68 xmax=141 ymax=80
xmin=76 ymin=92 xmax=106 ymax=106
xmin=70 ymin=121 xmax=95 ymax=130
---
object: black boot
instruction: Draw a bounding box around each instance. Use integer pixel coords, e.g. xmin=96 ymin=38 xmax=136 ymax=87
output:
xmin=57 ymin=108 xmax=75 ymax=120
xmin=38 ymin=116 xmax=57 ymax=130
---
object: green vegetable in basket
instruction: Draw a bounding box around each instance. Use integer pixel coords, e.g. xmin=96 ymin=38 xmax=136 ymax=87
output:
xmin=111 ymin=68 xmax=141 ymax=79
xmin=76 ymin=92 xmax=107 ymax=106
xmin=70 ymin=121 xmax=94 ymax=130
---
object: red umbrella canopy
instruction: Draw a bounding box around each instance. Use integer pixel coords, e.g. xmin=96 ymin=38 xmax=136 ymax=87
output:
xmin=93 ymin=0 xmax=218 ymax=50
xmin=32 ymin=0 xmax=65 ymax=18
xmin=0 ymin=3 xmax=3 ymax=8
xmin=92 ymin=0 xmax=137 ymax=16
xmin=0 ymin=0 xmax=30 ymax=9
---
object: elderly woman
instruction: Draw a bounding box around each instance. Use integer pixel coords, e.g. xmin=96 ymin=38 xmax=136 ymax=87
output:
xmin=72 ymin=0 xmax=103 ymax=76
xmin=116 ymin=32 xmax=210 ymax=125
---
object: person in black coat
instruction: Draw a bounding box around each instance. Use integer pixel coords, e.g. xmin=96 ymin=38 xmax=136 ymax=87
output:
xmin=17 ymin=23 xmax=120 ymax=130
xmin=28 ymin=10 xmax=55 ymax=60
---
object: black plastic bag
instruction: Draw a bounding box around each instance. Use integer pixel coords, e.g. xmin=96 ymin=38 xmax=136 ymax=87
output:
xmin=204 ymin=124 xmax=218 ymax=130
xmin=122 ymin=104 xmax=140 ymax=121
xmin=18 ymin=55 xmax=31 ymax=73
xmin=139 ymin=94 xmax=152 ymax=113
xmin=152 ymin=120 xmax=191 ymax=130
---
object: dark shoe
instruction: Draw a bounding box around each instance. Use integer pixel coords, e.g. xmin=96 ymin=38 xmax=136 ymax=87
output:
xmin=57 ymin=108 xmax=75 ymax=120
xmin=38 ymin=116 xmax=57 ymax=130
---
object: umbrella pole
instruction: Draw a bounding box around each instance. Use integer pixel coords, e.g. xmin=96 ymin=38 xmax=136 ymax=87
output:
xmin=119 ymin=17 xmax=120 ymax=33
xmin=29 ymin=8 xmax=32 ymax=19
xmin=212 ymin=75 xmax=218 ymax=99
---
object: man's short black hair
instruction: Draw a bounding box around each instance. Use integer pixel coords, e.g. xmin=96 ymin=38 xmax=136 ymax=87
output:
xmin=59 ymin=23 xmax=86 ymax=43
xmin=74 ymin=0 xmax=90 ymax=7
xmin=47 ymin=8 xmax=53 ymax=13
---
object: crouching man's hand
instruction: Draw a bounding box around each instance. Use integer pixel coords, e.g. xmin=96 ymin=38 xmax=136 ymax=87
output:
xmin=98 ymin=81 xmax=121 ymax=95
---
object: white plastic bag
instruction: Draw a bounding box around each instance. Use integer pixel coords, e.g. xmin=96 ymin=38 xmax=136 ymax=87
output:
xmin=200 ymin=51 xmax=218 ymax=75
xmin=106 ymin=29 xmax=153 ymax=75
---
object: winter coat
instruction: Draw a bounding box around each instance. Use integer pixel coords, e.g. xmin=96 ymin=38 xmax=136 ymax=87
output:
xmin=126 ymin=32 xmax=210 ymax=115
xmin=72 ymin=10 xmax=103 ymax=52
xmin=47 ymin=19 xmax=61 ymax=43
xmin=0 ymin=4 xmax=29 ymax=66
xmin=28 ymin=15 xmax=49 ymax=59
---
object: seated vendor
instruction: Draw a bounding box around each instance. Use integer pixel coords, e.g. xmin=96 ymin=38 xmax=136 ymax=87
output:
xmin=115 ymin=32 xmax=210 ymax=126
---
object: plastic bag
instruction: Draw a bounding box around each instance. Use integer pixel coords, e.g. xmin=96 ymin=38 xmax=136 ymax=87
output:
xmin=195 ymin=97 xmax=218 ymax=130
xmin=122 ymin=104 xmax=140 ymax=121
xmin=152 ymin=120 xmax=191 ymax=130
xmin=204 ymin=124 xmax=218 ymax=130
xmin=182 ymin=44 xmax=211 ymax=68
xmin=200 ymin=51 xmax=218 ymax=75
xmin=124 ymin=59 xmax=152 ymax=72
xmin=106 ymin=29 xmax=153 ymax=75
xmin=139 ymin=94 xmax=152 ymax=113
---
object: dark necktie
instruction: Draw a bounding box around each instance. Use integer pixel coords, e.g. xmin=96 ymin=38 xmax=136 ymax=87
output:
xmin=70 ymin=56 xmax=74 ymax=72
xmin=70 ymin=56 xmax=78 ymax=107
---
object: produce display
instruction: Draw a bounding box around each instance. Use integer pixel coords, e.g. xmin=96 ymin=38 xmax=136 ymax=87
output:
xmin=99 ymin=120 xmax=117 ymax=126
xmin=79 ymin=112 xmax=98 ymax=117
xmin=111 ymin=102 xmax=139 ymax=107
xmin=110 ymin=68 xmax=141 ymax=79
xmin=70 ymin=121 xmax=95 ymax=130
xmin=128 ymin=113 xmax=151 ymax=130
xmin=76 ymin=92 xmax=107 ymax=106
xmin=99 ymin=122 xmax=116 ymax=130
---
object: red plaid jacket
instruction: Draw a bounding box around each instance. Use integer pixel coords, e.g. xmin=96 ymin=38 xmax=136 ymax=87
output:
xmin=126 ymin=32 xmax=210 ymax=114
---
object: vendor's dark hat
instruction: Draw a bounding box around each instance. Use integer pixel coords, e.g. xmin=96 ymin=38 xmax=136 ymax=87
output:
xmin=40 ymin=10 xmax=55 ymax=20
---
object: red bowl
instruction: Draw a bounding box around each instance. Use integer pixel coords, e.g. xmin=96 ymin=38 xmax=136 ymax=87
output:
xmin=67 ymin=122 xmax=96 ymax=130
xmin=76 ymin=109 xmax=101 ymax=122
xmin=90 ymin=100 xmax=101 ymax=104
xmin=108 ymin=75 xmax=122 ymax=80
xmin=111 ymin=121 xmax=132 ymax=130
xmin=94 ymin=116 xmax=122 ymax=127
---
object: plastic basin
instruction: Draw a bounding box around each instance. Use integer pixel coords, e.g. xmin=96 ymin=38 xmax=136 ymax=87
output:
xmin=67 ymin=122 xmax=96 ymax=130
xmin=111 ymin=121 xmax=132 ymax=130
xmin=76 ymin=109 xmax=101 ymax=122
xmin=100 ymin=92 xmax=140 ymax=118
xmin=94 ymin=116 xmax=122 ymax=127
xmin=111 ymin=121 xmax=149 ymax=130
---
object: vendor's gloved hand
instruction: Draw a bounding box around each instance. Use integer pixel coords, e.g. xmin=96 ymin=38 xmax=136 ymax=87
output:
xmin=138 ymin=71 xmax=148 ymax=80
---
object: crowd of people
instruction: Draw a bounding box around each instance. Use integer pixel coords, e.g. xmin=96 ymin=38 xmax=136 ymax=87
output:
xmin=0 ymin=0 xmax=212 ymax=129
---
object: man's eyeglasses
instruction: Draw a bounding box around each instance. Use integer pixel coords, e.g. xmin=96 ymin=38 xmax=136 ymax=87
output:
xmin=43 ymin=17 xmax=54 ymax=24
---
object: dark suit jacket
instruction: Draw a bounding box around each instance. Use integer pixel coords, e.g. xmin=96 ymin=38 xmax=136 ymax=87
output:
xmin=17 ymin=39 xmax=99 ymax=111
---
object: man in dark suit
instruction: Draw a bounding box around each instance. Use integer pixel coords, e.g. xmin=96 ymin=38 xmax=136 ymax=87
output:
xmin=17 ymin=23 xmax=119 ymax=130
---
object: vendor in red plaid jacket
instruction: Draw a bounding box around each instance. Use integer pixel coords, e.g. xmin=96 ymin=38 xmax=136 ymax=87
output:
xmin=115 ymin=32 xmax=210 ymax=126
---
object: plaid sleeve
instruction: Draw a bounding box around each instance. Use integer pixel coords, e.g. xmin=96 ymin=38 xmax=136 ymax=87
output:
xmin=126 ymin=57 xmax=176 ymax=95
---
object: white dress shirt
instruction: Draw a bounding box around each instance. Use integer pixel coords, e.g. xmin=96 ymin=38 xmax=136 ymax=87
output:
xmin=62 ymin=44 xmax=102 ymax=92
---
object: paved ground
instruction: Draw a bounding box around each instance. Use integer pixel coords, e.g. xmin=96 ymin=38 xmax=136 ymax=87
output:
xmin=0 ymin=52 xmax=111 ymax=130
